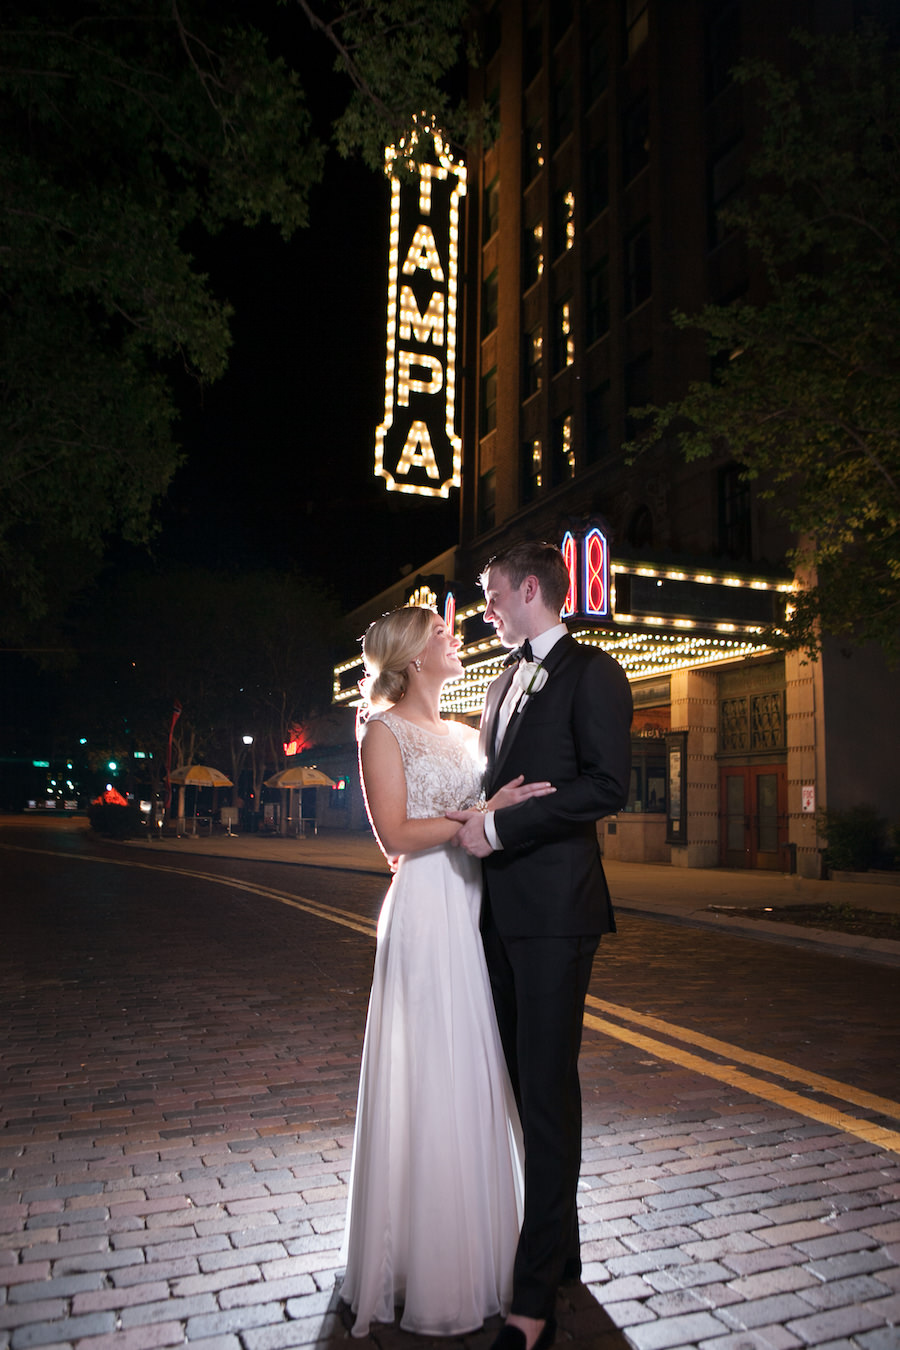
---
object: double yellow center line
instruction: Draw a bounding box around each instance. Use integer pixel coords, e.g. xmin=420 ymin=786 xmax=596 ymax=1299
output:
xmin=583 ymin=995 xmax=900 ymax=1153
xmin=5 ymin=842 xmax=898 ymax=1154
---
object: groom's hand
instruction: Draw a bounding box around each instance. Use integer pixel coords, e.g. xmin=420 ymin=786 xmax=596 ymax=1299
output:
xmin=445 ymin=809 xmax=494 ymax=857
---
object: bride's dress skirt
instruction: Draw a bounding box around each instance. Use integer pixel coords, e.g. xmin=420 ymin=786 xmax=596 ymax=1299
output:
xmin=340 ymin=844 xmax=524 ymax=1337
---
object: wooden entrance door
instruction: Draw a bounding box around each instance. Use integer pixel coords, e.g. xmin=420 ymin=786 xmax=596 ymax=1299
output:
xmin=720 ymin=764 xmax=788 ymax=870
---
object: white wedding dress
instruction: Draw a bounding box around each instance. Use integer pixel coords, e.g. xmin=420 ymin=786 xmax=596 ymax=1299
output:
xmin=340 ymin=711 xmax=524 ymax=1338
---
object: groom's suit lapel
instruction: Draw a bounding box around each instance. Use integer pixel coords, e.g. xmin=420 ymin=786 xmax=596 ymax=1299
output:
xmin=482 ymin=666 xmax=516 ymax=770
xmin=489 ymin=634 xmax=578 ymax=787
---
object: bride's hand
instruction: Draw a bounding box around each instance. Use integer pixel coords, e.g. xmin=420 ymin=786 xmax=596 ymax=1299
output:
xmin=485 ymin=774 xmax=556 ymax=811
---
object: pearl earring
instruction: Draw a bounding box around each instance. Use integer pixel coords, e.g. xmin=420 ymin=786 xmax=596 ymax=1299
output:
xmin=414 ymin=658 xmax=422 ymax=671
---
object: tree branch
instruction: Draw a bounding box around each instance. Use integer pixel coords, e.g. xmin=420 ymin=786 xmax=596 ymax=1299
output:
xmin=295 ymin=0 xmax=401 ymax=129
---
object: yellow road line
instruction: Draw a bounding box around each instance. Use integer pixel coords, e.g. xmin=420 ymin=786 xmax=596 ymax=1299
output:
xmin=582 ymin=1011 xmax=900 ymax=1155
xmin=585 ymin=994 xmax=900 ymax=1122
xmin=0 ymin=843 xmax=377 ymax=937
xmin=5 ymin=843 xmax=897 ymax=1153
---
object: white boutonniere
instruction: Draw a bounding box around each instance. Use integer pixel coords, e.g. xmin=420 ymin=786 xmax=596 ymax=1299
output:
xmin=512 ymin=660 xmax=549 ymax=702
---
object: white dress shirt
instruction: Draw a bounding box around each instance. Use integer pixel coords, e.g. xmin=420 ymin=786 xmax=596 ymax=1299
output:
xmin=483 ymin=623 xmax=567 ymax=850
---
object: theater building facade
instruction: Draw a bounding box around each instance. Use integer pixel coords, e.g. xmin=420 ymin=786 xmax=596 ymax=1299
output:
xmin=325 ymin=0 xmax=897 ymax=877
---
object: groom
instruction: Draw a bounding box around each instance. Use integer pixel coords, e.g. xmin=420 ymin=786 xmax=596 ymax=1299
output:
xmin=448 ymin=540 xmax=632 ymax=1350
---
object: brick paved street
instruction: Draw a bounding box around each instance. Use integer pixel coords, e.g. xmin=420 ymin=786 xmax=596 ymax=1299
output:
xmin=1 ymin=823 xmax=899 ymax=1349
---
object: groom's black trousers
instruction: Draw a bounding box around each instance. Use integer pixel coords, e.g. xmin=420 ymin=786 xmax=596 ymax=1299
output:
xmin=482 ymin=908 xmax=599 ymax=1321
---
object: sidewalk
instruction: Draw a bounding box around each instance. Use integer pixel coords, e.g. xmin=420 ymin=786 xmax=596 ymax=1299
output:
xmin=124 ymin=827 xmax=900 ymax=968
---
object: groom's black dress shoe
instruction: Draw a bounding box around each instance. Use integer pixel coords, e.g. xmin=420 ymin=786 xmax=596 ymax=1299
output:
xmin=489 ymin=1317 xmax=557 ymax=1350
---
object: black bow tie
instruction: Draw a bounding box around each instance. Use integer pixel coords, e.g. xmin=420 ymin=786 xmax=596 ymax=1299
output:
xmin=503 ymin=639 xmax=534 ymax=668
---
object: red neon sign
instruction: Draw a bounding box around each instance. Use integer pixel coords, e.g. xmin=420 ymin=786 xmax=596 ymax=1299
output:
xmin=283 ymin=726 xmax=311 ymax=757
xmin=557 ymin=526 xmax=609 ymax=616
xmin=561 ymin=531 xmax=577 ymax=617
xmin=583 ymin=527 xmax=609 ymax=616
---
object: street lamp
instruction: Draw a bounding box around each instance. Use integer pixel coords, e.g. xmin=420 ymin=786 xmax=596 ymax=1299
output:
xmin=241 ymin=737 xmax=255 ymax=831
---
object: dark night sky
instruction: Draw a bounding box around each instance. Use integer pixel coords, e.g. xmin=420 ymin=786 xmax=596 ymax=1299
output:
xmin=2 ymin=7 xmax=464 ymax=771
xmin=152 ymin=16 xmax=460 ymax=611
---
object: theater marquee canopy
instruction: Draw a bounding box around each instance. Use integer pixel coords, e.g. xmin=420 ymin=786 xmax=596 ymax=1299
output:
xmin=333 ymin=530 xmax=794 ymax=716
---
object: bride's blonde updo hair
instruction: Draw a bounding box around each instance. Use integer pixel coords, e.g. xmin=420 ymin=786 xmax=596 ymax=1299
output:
xmin=359 ymin=605 xmax=436 ymax=709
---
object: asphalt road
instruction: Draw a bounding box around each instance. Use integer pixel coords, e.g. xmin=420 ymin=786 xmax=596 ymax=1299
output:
xmin=11 ymin=821 xmax=893 ymax=1098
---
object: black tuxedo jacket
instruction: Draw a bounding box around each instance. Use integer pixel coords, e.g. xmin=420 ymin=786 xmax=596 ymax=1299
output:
xmin=481 ymin=633 xmax=632 ymax=938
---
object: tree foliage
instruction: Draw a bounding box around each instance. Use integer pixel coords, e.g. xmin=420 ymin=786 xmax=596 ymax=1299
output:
xmin=61 ymin=565 xmax=345 ymax=787
xmin=0 ymin=0 xmax=472 ymax=630
xmin=632 ymin=27 xmax=900 ymax=661
xmin=296 ymin=0 xmax=477 ymax=170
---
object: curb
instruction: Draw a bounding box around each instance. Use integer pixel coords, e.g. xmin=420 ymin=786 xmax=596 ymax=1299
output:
xmin=615 ymin=898 xmax=900 ymax=968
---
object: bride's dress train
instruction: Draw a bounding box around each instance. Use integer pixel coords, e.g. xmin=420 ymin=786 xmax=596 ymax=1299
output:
xmin=340 ymin=712 xmax=524 ymax=1337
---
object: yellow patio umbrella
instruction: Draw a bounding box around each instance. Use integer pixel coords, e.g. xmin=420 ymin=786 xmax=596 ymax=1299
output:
xmin=264 ymin=765 xmax=336 ymax=836
xmin=169 ymin=764 xmax=234 ymax=787
xmin=169 ymin=764 xmax=234 ymax=835
xmin=264 ymin=766 xmax=335 ymax=789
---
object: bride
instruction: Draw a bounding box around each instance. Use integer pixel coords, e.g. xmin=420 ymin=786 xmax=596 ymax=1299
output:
xmin=339 ymin=606 xmax=555 ymax=1338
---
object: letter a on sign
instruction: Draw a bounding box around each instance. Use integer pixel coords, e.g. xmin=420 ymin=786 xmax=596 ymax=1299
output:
xmin=396 ymin=422 xmax=440 ymax=479
xmin=374 ymin=121 xmax=466 ymax=498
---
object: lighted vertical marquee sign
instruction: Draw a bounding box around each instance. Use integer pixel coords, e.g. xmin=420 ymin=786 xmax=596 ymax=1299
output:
xmin=560 ymin=526 xmax=611 ymax=618
xmin=375 ymin=123 xmax=466 ymax=497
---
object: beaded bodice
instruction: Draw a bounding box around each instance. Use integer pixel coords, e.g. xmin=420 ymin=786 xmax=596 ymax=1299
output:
xmin=368 ymin=710 xmax=483 ymax=817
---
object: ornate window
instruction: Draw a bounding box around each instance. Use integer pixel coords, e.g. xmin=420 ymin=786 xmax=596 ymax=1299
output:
xmin=719 ymin=692 xmax=785 ymax=753
xmin=750 ymin=693 xmax=785 ymax=751
xmin=720 ymin=697 xmax=749 ymax=752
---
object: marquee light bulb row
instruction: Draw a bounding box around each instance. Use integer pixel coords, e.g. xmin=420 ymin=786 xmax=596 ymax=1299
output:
xmin=334 ymin=626 xmax=774 ymax=712
xmin=571 ymin=629 xmax=771 ymax=677
xmin=334 ymin=539 xmax=787 ymax=707
xmin=612 ymin=562 xmax=794 ymax=593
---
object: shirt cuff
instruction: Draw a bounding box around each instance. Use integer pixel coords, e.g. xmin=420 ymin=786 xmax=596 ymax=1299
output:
xmin=483 ymin=810 xmax=502 ymax=851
